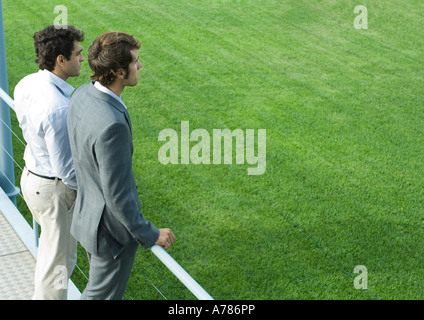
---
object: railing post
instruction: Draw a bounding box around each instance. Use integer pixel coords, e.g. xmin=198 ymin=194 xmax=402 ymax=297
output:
xmin=0 ymin=0 xmax=19 ymax=205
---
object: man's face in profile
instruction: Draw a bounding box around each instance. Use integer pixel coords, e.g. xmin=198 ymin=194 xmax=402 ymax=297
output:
xmin=123 ymin=49 xmax=142 ymax=87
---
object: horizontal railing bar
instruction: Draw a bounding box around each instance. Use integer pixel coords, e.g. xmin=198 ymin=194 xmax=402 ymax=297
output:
xmin=0 ymin=86 xmax=14 ymax=110
xmin=150 ymin=245 xmax=214 ymax=300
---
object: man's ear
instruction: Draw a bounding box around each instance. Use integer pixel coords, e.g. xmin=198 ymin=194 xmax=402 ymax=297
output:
xmin=115 ymin=68 xmax=126 ymax=79
xmin=56 ymin=54 xmax=66 ymax=68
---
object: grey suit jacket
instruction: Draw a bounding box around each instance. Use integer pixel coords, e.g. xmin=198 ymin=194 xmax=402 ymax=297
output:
xmin=68 ymin=82 xmax=159 ymax=257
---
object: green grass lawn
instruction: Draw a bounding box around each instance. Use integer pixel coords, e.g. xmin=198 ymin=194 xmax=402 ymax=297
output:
xmin=3 ymin=0 xmax=424 ymax=299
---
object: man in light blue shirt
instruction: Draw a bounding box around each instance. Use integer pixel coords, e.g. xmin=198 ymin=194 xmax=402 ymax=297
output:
xmin=14 ymin=25 xmax=84 ymax=300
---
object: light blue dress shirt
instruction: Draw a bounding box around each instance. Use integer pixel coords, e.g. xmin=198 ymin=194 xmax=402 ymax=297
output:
xmin=14 ymin=69 xmax=77 ymax=190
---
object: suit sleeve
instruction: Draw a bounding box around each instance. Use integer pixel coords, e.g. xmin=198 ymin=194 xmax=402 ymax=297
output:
xmin=95 ymin=121 xmax=159 ymax=248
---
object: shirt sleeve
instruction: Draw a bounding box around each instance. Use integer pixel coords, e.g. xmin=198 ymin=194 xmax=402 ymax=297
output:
xmin=43 ymin=107 xmax=78 ymax=190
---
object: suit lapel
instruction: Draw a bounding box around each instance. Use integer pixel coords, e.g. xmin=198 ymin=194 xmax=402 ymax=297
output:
xmin=123 ymin=109 xmax=133 ymax=138
xmin=106 ymin=96 xmax=134 ymax=155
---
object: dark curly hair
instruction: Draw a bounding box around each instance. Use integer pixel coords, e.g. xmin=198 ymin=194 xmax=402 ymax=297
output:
xmin=33 ymin=25 xmax=84 ymax=71
xmin=88 ymin=32 xmax=140 ymax=86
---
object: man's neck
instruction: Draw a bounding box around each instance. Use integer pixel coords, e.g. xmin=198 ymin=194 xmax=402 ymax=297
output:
xmin=52 ymin=69 xmax=68 ymax=82
xmin=107 ymin=81 xmax=125 ymax=97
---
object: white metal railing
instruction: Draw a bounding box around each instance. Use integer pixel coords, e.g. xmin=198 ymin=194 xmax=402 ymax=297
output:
xmin=0 ymin=87 xmax=213 ymax=300
xmin=150 ymin=245 xmax=213 ymax=300
xmin=0 ymin=86 xmax=13 ymax=110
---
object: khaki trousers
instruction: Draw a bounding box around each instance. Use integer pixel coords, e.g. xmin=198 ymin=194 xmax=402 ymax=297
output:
xmin=21 ymin=167 xmax=77 ymax=300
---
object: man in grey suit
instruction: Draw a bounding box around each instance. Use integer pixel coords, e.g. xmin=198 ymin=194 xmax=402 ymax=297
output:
xmin=68 ymin=31 xmax=175 ymax=300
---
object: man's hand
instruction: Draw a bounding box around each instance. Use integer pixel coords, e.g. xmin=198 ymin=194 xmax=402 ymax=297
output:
xmin=155 ymin=228 xmax=175 ymax=249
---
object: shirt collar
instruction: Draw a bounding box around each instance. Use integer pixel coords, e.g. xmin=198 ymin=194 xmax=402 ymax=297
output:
xmin=93 ymin=81 xmax=127 ymax=109
xmin=39 ymin=69 xmax=75 ymax=97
